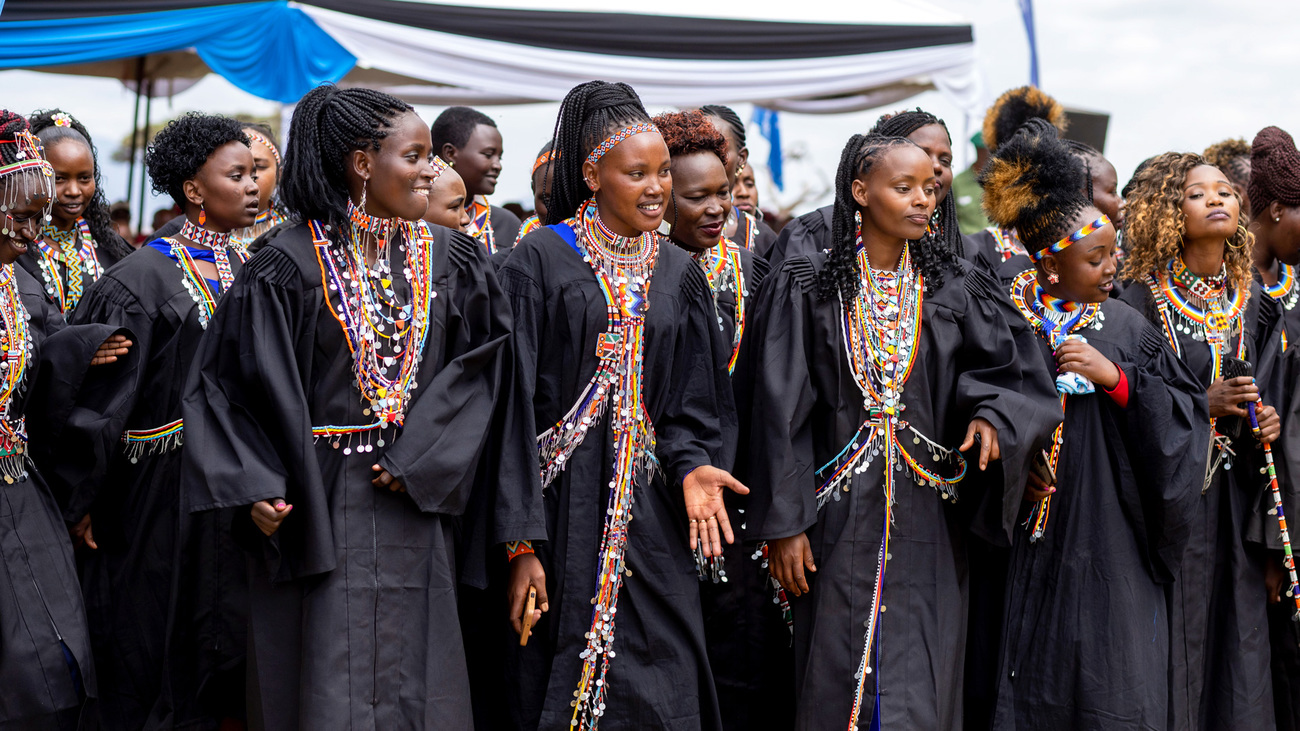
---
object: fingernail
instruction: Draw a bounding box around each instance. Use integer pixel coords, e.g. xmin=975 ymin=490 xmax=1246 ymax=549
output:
xmin=275 ymin=502 xmax=285 ymax=509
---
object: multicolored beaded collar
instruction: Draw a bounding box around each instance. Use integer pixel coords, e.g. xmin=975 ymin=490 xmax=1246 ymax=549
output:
xmin=1031 ymin=214 xmax=1111 ymax=261
xmin=584 ymin=123 xmax=660 ymax=166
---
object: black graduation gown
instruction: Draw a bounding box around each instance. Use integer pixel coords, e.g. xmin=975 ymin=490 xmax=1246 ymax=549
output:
xmin=745 ymin=254 xmax=1060 ymax=730
xmin=497 ymin=225 xmax=737 ymax=731
xmin=1120 ymin=280 xmax=1280 ymax=731
xmin=39 ymin=243 xmax=250 ymax=730
xmin=182 ymin=221 xmax=531 ymax=730
xmin=762 ymin=205 xmax=831 ymax=267
xmin=963 ymin=229 xmax=1033 ymax=282
xmin=733 ymin=210 xmax=777 ymax=258
xmin=689 ymin=246 xmax=795 ymax=731
xmin=486 ymin=205 xmax=523 ymax=270
xmin=18 ymin=228 xmax=131 ymax=320
xmin=993 ymin=298 xmax=1209 ymax=730
xmin=0 ymin=266 xmax=121 ymax=729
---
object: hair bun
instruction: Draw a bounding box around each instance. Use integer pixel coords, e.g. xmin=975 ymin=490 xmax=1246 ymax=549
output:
xmin=1250 ymin=125 xmax=1300 ymax=212
xmin=979 ymin=118 xmax=1087 ymax=248
xmin=983 ymin=86 xmax=1068 ymax=153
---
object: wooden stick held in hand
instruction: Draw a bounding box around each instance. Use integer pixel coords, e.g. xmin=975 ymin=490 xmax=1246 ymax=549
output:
xmin=520 ymin=586 xmax=537 ymax=646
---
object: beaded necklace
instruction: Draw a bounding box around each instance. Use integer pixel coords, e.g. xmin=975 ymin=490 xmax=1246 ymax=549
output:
xmin=36 ymin=217 xmax=102 ymax=314
xmin=167 ymin=219 xmax=247 ymax=329
xmin=313 ymin=202 xmax=437 ymax=433
xmin=1264 ymin=261 xmax=1299 ymax=310
xmin=535 ymin=199 xmax=658 ymax=731
xmin=1008 ymin=268 xmax=1104 ymax=540
xmin=0 ymin=265 xmax=30 ymax=484
xmin=466 ymin=196 xmax=495 ymax=254
xmin=987 ymin=226 xmax=1027 ymax=262
xmin=232 ymin=206 xmax=287 ymax=249
xmin=1146 ymin=257 xmax=1248 ymax=490
xmin=820 ymin=213 xmax=966 ymax=731
xmin=691 ymin=237 xmax=747 ymax=374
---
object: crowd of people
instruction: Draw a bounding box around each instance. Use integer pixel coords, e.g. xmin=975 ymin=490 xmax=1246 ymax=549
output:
xmin=0 ymin=78 xmax=1297 ymax=731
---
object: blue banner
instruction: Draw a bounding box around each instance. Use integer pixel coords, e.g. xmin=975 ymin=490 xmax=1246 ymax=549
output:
xmin=1018 ymin=0 xmax=1040 ymax=86
xmin=751 ymin=106 xmax=784 ymax=191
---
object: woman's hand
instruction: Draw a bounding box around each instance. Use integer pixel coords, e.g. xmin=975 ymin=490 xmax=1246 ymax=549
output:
xmin=769 ymin=533 xmax=816 ymax=597
xmin=1207 ymin=376 xmax=1258 ymax=419
xmin=91 ymin=334 xmax=132 ymax=366
xmin=69 ymin=514 xmax=97 ymax=550
xmin=1024 ymin=471 xmax=1055 ymax=502
xmin=507 ymin=553 xmax=549 ymax=639
xmin=959 ymin=418 xmax=1000 ymax=471
xmin=1255 ymin=403 xmax=1281 ymax=444
xmin=371 ymin=465 xmax=405 ymax=493
xmin=250 ymin=499 xmax=292 ymax=537
xmin=1054 ymin=339 xmax=1120 ymax=389
xmin=683 ymin=465 xmax=749 ymax=558
xmin=1266 ymin=552 xmax=1288 ymax=605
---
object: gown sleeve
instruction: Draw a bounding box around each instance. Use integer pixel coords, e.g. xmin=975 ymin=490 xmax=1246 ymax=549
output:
xmin=181 ymin=236 xmax=337 ymax=581
xmin=956 ymin=267 xmax=1063 ymax=545
xmin=745 ymin=256 xmax=820 ymax=541
xmin=1105 ymin=320 xmax=1211 ymax=581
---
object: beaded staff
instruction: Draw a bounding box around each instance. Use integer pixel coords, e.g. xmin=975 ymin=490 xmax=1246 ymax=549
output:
xmin=1247 ymin=405 xmax=1300 ymax=622
xmin=1031 ymin=214 xmax=1110 ymax=261
xmin=987 ymin=226 xmax=1027 ymax=262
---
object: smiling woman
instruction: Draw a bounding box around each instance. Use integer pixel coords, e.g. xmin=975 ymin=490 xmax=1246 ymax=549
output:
xmin=496 ymin=80 xmax=746 ymax=731
xmin=432 ymin=106 xmax=521 ymax=259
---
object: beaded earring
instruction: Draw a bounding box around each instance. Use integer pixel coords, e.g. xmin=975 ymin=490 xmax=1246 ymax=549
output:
xmin=1047 ymin=272 xmax=1060 ymax=284
xmin=357 ymin=180 xmax=368 ymax=214
xmin=198 ymin=204 xmax=206 ymax=227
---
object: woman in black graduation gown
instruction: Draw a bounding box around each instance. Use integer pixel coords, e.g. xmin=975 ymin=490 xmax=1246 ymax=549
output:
xmin=1119 ymin=152 xmax=1283 ymax=731
xmin=432 ymin=106 xmax=522 ymax=259
xmin=0 ymin=110 xmax=136 ymax=731
xmin=764 ymin=109 xmax=965 ymax=269
xmin=21 ymin=109 xmax=133 ymax=320
xmin=38 ymin=113 xmax=259 ymax=730
xmin=700 ymin=105 xmax=777 ymax=257
xmin=746 ymin=132 xmax=1060 ymax=730
xmin=651 ymin=109 xmax=787 ymax=730
xmin=1246 ymin=126 xmax=1300 ymax=731
xmin=182 ymin=85 xmax=536 ymax=730
xmin=497 ymin=81 xmax=746 ymax=731
xmin=981 ymin=120 xmax=1208 ymax=729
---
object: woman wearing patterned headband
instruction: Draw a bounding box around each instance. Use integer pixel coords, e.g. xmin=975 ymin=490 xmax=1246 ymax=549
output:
xmin=37 ymin=112 xmax=259 ymax=731
xmin=421 ymin=155 xmax=472 ymax=232
xmin=0 ymin=109 xmax=138 ymax=730
xmin=745 ymin=132 xmax=1059 ymax=730
xmin=513 ymin=140 xmax=555 ymax=247
xmin=701 ymin=105 xmax=777 ymax=256
xmin=21 ymin=109 xmax=133 ymax=320
xmin=496 ymin=80 xmax=745 ymax=731
xmin=182 ymin=85 xmax=534 ymax=730
xmin=981 ymin=119 xmax=1207 ymax=730
xmin=651 ymin=108 xmax=788 ymax=730
xmin=232 ymin=122 xmax=289 ymax=249
xmin=1120 ymin=153 xmax=1283 ymax=731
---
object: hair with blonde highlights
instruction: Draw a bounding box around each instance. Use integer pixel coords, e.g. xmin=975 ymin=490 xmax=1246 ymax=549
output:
xmin=1121 ymin=151 xmax=1254 ymax=292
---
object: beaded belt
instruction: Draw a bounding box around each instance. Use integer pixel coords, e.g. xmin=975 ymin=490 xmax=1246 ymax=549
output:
xmin=121 ymin=418 xmax=184 ymax=462
xmin=311 ymin=421 xmax=387 ymax=456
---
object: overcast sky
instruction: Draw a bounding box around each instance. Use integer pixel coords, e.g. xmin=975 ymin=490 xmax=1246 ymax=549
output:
xmin=2 ymin=0 xmax=1297 ymax=226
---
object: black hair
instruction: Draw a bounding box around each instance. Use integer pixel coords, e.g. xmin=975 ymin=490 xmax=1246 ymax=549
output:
xmin=817 ymin=133 xmax=962 ymax=301
xmin=279 ymin=84 xmax=413 ymax=229
xmin=979 ymin=118 xmax=1090 ymax=252
xmin=29 ymin=108 xmax=133 ymax=259
xmin=982 ymin=86 xmax=1067 ymax=153
xmin=869 ymin=108 xmax=964 ymax=258
xmin=145 ymin=112 xmax=249 ymax=210
xmin=700 ymin=104 xmax=746 ymax=150
xmin=1121 ymin=156 xmax=1156 ymax=200
xmin=543 ymin=80 xmax=652 ymax=226
xmin=430 ymin=106 xmax=497 ymax=152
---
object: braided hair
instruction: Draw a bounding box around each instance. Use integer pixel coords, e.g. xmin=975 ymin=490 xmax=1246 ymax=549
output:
xmin=279 ymin=85 xmax=413 ymax=229
xmin=700 ymin=105 xmax=746 ymax=150
xmin=543 ymin=81 xmax=651 ymax=226
xmin=869 ymin=108 xmax=963 ymax=258
xmin=980 ymin=119 xmax=1090 ymax=252
xmin=817 ymin=133 xmax=962 ymax=301
xmin=1248 ymin=126 xmax=1300 ymax=215
xmin=29 ymin=109 xmax=132 ymax=259
xmin=145 ymin=112 xmax=248 ymax=210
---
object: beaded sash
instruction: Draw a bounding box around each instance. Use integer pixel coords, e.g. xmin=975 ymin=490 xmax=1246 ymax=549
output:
xmin=466 ymin=196 xmax=495 ymax=254
xmin=36 ymin=217 xmax=102 ymax=314
xmin=1146 ymin=259 xmax=1248 ymax=491
xmin=535 ymin=200 xmax=658 ymax=731
xmin=0 ymin=265 xmax=30 ymax=483
xmin=822 ymin=220 xmax=966 ymax=730
xmin=121 ymin=419 xmax=184 ymax=462
xmin=692 ymin=236 xmax=747 ymax=374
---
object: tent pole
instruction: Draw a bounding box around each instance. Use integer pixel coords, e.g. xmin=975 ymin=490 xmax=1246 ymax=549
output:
xmin=126 ymin=56 xmax=144 ymax=235
xmin=136 ymin=77 xmax=153 ymax=240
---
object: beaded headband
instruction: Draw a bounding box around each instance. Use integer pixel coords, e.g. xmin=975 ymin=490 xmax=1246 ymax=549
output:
xmin=243 ymin=129 xmax=281 ymax=166
xmin=1032 ymin=214 xmax=1111 ymax=261
xmin=0 ymin=130 xmax=53 ymax=179
xmin=584 ymin=123 xmax=660 ymax=166
xmin=532 ymin=149 xmax=556 ymax=174
xmin=430 ymin=153 xmax=451 ymax=182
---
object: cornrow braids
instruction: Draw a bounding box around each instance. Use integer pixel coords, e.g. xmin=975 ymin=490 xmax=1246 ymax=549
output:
xmin=29 ymin=108 xmax=133 ymax=259
xmin=700 ymin=104 xmax=746 ymax=149
xmin=430 ymin=106 xmax=496 ymax=152
xmin=279 ymin=85 xmax=413 ymax=229
xmin=817 ymin=133 xmax=961 ymax=301
xmin=1249 ymin=126 xmax=1300 ymax=215
xmin=869 ymin=108 xmax=964 ymax=258
xmin=980 ymin=118 xmax=1090 ymax=252
xmin=652 ymin=110 xmax=728 ymax=165
xmin=1122 ymin=151 xmax=1254 ymax=292
xmin=1062 ymin=139 xmax=1100 ymax=203
xmin=543 ymin=80 xmax=651 ymax=226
